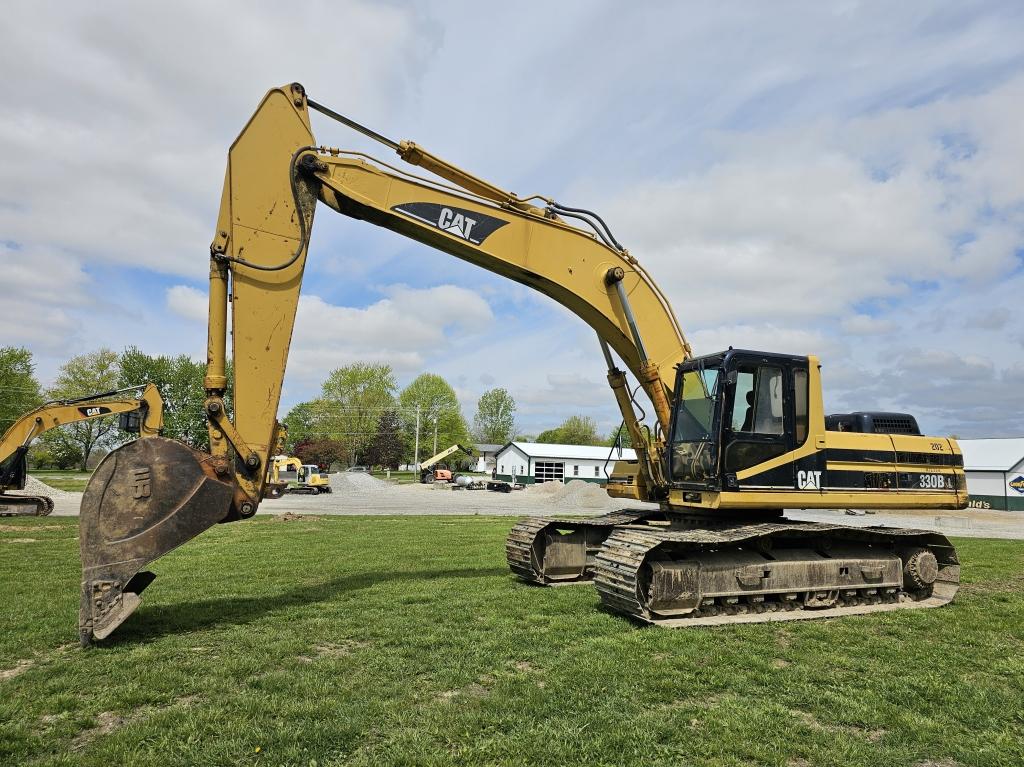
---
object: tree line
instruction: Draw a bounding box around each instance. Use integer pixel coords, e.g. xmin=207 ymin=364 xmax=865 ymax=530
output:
xmin=1 ymin=344 xmax=631 ymax=472
xmin=281 ymin=363 xmax=525 ymax=469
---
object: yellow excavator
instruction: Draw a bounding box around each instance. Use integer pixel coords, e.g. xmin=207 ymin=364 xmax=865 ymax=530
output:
xmin=76 ymin=84 xmax=965 ymax=644
xmin=267 ymin=456 xmax=332 ymax=496
xmin=0 ymin=384 xmax=163 ymax=516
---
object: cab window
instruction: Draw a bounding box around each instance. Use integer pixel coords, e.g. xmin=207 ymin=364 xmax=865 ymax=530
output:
xmin=723 ymin=364 xmax=787 ymax=473
xmin=732 ymin=366 xmax=783 ymax=435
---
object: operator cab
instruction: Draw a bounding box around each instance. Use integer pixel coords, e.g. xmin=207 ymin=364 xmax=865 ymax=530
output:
xmin=668 ymin=349 xmax=809 ymax=491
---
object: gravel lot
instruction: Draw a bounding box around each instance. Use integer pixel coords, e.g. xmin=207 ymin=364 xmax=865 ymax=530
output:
xmin=26 ymin=472 xmax=1024 ymax=539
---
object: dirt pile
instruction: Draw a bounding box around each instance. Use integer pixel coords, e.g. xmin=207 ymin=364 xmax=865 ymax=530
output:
xmin=332 ymin=472 xmax=395 ymax=495
xmin=527 ymin=481 xmax=564 ymax=497
xmin=527 ymin=479 xmax=613 ymax=508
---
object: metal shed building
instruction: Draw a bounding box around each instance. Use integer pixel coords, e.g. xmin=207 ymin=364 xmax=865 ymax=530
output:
xmin=958 ymin=438 xmax=1024 ymax=511
xmin=493 ymin=441 xmax=637 ymax=485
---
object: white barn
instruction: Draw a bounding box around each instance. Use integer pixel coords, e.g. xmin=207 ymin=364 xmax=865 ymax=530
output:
xmin=493 ymin=441 xmax=637 ymax=485
xmin=958 ymin=438 xmax=1024 ymax=512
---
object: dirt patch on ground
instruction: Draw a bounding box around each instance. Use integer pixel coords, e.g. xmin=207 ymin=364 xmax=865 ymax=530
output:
xmin=0 ymin=524 xmax=63 ymax=532
xmin=71 ymin=711 xmax=125 ymax=750
xmin=70 ymin=695 xmax=203 ymax=750
xmin=913 ymin=761 xmax=963 ymax=767
xmin=771 ymin=658 xmax=791 ymax=669
xmin=790 ymin=709 xmax=885 ymax=742
xmin=437 ymin=682 xmax=489 ymax=702
xmin=271 ymin=511 xmax=313 ymax=522
xmin=512 ymin=660 xmax=535 ymax=673
xmin=0 ymin=659 xmax=34 ymax=681
xmin=3 ymin=538 xmax=39 ymax=543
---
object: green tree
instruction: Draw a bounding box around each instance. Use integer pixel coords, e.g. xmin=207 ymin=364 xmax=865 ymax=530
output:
xmin=604 ymin=423 xmax=634 ymax=449
xmin=30 ymin=437 xmax=83 ymax=470
xmin=472 ymin=388 xmax=517 ymax=444
xmin=399 ymin=373 xmax=470 ymax=462
xmin=118 ymin=347 xmax=209 ymax=449
xmin=293 ymin=437 xmax=346 ymax=470
xmin=0 ymin=346 xmax=43 ymax=435
xmin=45 ymin=348 xmax=120 ymax=470
xmin=282 ymin=401 xmax=317 ymax=452
xmin=318 ymin=363 xmax=396 ymax=465
xmin=535 ymin=414 xmax=600 ymax=446
xmin=364 ymin=409 xmax=404 ymax=469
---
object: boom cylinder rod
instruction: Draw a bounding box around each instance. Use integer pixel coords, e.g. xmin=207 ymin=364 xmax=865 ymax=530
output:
xmin=612 ymin=279 xmax=649 ymax=363
xmin=599 ymin=335 xmax=616 ymax=371
xmin=204 ymin=258 xmax=229 ymax=392
xmin=306 ymin=98 xmax=399 ymax=151
xmin=604 ymin=268 xmax=673 ymax=432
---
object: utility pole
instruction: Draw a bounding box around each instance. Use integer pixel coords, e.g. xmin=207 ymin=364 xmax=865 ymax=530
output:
xmin=413 ymin=405 xmax=421 ymax=470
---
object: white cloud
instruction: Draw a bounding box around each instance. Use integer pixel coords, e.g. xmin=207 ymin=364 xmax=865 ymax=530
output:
xmin=842 ymin=315 xmax=897 ymax=335
xmin=285 ymin=284 xmax=494 ymax=388
xmin=4 ymin=2 xmax=1024 ymax=439
xmin=964 ymin=307 xmax=1012 ymax=331
xmin=0 ymin=0 xmax=438 ymax=280
xmin=165 ymin=285 xmax=207 ymax=323
xmin=0 ymin=244 xmax=92 ymax=353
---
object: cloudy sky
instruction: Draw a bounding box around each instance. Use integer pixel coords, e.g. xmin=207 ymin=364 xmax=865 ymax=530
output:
xmin=2 ymin=1 xmax=1022 ymax=438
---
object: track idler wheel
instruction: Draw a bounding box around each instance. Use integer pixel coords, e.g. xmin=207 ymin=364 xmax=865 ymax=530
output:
xmin=79 ymin=437 xmax=234 ymax=645
xmin=902 ymin=547 xmax=939 ymax=590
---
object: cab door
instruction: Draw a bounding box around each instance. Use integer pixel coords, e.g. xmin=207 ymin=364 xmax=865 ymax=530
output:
xmin=722 ymin=360 xmax=802 ymax=490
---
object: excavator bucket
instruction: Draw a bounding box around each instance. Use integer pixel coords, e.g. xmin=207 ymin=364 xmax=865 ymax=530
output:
xmin=79 ymin=436 xmax=235 ymax=645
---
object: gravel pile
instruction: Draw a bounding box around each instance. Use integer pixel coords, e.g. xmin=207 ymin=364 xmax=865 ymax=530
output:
xmin=18 ymin=475 xmax=81 ymax=502
xmin=558 ymin=480 xmax=614 ymax=508
xmin=527 ymin=479 xmax=614 ymax=508
xmin=527 ymin=481 xmax=565 ymax=497
xmin=331 ymin=472 xmax=395 ymax=495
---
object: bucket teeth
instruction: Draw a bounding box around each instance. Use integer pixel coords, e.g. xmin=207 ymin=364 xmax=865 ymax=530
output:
xmin=79 ymin=436 xmax=234 ymax=645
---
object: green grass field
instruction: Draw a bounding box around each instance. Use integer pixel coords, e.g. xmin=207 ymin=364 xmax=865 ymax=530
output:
xmin=1 ymin=516 xmax=1022 ymax=767
xmin=370 ymin=469 xmax=420 ymax=484
xmin=31 ymin=471 xmax=92 ymax=492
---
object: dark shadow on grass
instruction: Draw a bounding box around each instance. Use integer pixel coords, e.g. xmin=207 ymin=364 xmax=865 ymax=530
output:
xmin=104 ymin=566 xmax=509 ymax=645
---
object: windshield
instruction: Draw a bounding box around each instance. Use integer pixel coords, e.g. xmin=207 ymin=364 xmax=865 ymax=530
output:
xmin=672 ymin=367 xmax=720 ymax=442
xmin=670 ymin=366 xmax=721 ymax=485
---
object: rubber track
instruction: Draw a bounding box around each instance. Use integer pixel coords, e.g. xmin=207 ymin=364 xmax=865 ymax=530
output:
xmin=0 ymin=494 xmax=54 ymax=517
xmin=594 ymin=521 xmax=960 ymax=626
xmin=505 ymin=510 xmax=658 ymax=584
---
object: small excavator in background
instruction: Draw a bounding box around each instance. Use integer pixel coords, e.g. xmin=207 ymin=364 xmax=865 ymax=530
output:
xmin=267 ymin=456 xmax=332 ymax=496
xmin=74 ymin=84 xmax=966 ymax=644
xmin=0 ymin=384 xmax=163 ymax=516
xmin=419 ymin=444 xmax=475 ymax=484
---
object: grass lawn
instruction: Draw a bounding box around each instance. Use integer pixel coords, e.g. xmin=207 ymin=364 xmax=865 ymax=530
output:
xmin=1 ymin=516 xmax=1023 ymax=767
xmin=29 ymin=471 xmax=93 ymax=492
xmin=370 ymin=469 xmax=421 ymax=485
